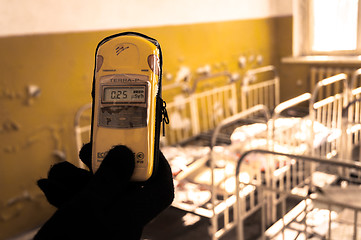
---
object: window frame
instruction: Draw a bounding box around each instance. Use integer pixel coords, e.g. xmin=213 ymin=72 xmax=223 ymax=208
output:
xmin=293 ymin=0 xmax=361 ymax=56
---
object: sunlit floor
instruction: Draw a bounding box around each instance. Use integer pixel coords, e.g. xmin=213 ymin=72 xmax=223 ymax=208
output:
xmin=142 ymin=206 xmax=263 ymax=240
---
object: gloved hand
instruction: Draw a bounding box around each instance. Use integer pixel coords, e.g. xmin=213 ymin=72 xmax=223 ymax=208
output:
xmin=35 ymin=143 xmax=174 ymax=240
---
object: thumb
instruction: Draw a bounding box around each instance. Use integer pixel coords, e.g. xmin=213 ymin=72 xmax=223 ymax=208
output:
xmin=93 ymin=145 xmax=135 ymax=188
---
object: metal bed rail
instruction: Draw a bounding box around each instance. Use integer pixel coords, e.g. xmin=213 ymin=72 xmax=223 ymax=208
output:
xmin=266 ymin=93 xmax=312 ymax=225
xmin=350 ymin=68 xmax=361 ymax=93
xmin=270 ymin=92 xmax=312 ymax=153
xmin=209 ymin=104 xmax=271 ymax=240
xmin=195 ymin=82 xmax=238 ymax=133
xmin=161 ymin=65 xmax=279 ymax=146
xmin=341 ymin=97 xmax=361 ymax=179
xmin=241 ymin=65 xmax=280 ymax=111
xmin=163 ymin=95 xmax=200 ymax=145
xmin=190 ymin=71 xmax=236 ymax=94
xmin=309 ymin=73 xmax=349 ymax=159
xmin=340 ymin=68 xmax=361 ymax=177
xmin=343 ymin=68 xmax=361 ymax=163
xmin=163 ymin=80 xmax=238 ymax=145
xmin=74 ymin=103 xmax=92 ymax=168
xmin=235 ymin=149 xmax=361 ymax=240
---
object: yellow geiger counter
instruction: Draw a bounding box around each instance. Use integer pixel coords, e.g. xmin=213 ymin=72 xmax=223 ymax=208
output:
xmin=90 ymin=32 xmax=167 ymax=181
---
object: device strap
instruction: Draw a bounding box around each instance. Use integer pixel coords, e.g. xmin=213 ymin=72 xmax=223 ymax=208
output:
xmin=161 ymin=99 xmax=169 ymax=136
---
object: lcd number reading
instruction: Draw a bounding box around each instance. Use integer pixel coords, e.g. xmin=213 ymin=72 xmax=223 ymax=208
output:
xmin=103 ymin=86 xmax=146 ymax=103
xmin=110 ymin=90 xmax=128 ymax=100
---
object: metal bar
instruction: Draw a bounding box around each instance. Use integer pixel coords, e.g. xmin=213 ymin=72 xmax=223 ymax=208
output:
xmin=211 ymin=105 xmax=270 ymax=240
xmin=326 ymin=101 xmax=332 ymax=157
xmin=231 ymin=82 xmax=238 ymax=114
xmin=328 ymin=204 xmax=332 ymax=239
xmin=244 ymin=65 xmax=278 ymax=77
xmin=224 ymin=88 xmax=230 ymax=117
xmin=191 ymin=71 xmax=233 ymax=93
xmin=270 ymin=93 xmax=311 ymax=152
xmin=207 ymin=94 xmax=213 ymax=130
xmin=351 ymin=68 xmax=361 ymax=91
xmin=190 ymin=96 xmax=200 ymax=136
xmin=74 ymin=103 xmax=92 ymax=168
xmin=200 ymin=95 xmax=207 ymax=132
xmin=210 ymin=105 xmax=271 ymax=148
xmin=236 ymin=149 xmax=361 ymax=176
xmin=354 ymin=210 xmax=358 ymax=240
xmin=282 ymin=193 xmax=286 ymax=239
xmin=275 ymin=76 xmax=280 ymax=107
xmin=273 ymin=93 xmax=311 ymax=117
xmin=241 ymin=66 xmax=279 ymax=111
xmin=311 ymin=73 xmax=348 ymax=109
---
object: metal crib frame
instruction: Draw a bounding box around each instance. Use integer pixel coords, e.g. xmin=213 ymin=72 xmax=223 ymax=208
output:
xmin=207 ymin=92 xmax=314 ymax=239
xmin=208 ymin=104 xmax=271 ymax=240
xmin=164 ymin=75 xmax=238 ymax=145
xmin=72 ymin=65 xmax=282 ymax=240
xmin=340 ymin=68 xmax=361 ymax=176
xmin=309 ymin=73 xmax=349 ymax=159
xmin=241 ymin=65 xmax=280 ymax=111
xmin=154 ymin=65 xmax=280 ymax=146
xmin=230 ymin=70 xmax=361 ymax=240
xmin=74 ymin=103 xmax=92 ymax=168
xmin=267 ymin=92 xmax=312 ymax=225
xmin=236 ymin=149 xmax=361 ymax=240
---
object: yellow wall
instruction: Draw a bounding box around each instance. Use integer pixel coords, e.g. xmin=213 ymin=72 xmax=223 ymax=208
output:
xmin=0 ymin=16 xmax=291 ymax=239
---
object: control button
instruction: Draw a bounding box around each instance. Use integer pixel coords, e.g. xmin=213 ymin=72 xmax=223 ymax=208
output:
xmin=148 ymin=54 xmax=160 ymax=76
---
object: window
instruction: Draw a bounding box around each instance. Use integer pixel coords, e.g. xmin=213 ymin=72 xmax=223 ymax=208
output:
xmin=293 ymin=0 xmax=361 ymax=56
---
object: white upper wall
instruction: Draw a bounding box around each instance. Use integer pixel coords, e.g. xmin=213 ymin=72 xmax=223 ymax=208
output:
xmin=0 ymin=0 xmax=292 ymax=37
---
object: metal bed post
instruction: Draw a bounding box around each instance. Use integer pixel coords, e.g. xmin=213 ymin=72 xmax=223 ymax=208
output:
xmin=341 ymin=69 xmax=361 ymax=179
xmin=268 ymin=93 xmax=312 ymax=224
xmin=209 ymin=105 xmax=271 ymax=240
xmin=308 ymin=74 xmax=348 ymax=238
xmin=189 ymin=95 xmax=201 ymax=137
xmin=347 ymin=68 xmax=361 ymax=163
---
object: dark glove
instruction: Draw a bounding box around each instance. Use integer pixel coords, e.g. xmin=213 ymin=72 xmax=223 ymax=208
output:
xmin=35 ymin=143 xmax=174 ymax=240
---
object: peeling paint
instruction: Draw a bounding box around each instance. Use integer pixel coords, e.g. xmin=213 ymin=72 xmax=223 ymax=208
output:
xmin=0 ymin=88 xmax=23 ymax=100
xmin=26 ymin=85 xmax=41 ymax=106
xmin=0 ymin=120 xmax=21 ymax=134
xmin=0 ymin=190 xmax=44 ymax=222
xmin=175 ymin=66 xmax=191 ymax=84
xmin=0 ymin=84 xmax=41 ymax=106
xmin=2 ymin=125 xmax=64 ymax=155
xmin=238 ymin=55 xmax=247 ymax=68
xmin=0 ymin=203 xmax=23 ymax=222
xmin=165 ymin=72 xmax=173 ymax=81
xmin=6 ymin=191 xmax=31 ymax=206
xmin=27 ymin=85 xmax=41 ymax=98
xmin=52 ymin=149 xmax=67 ymax=162
xmin=196 ymin=64 xmax=211 ymax=75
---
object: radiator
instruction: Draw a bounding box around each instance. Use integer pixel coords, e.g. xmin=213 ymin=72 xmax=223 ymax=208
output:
xmin=310 ymin=66 xmax=356 ymax=92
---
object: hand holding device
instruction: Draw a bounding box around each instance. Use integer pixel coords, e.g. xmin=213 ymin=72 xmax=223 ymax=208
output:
xmin=35 ymin=31 xmax=172 ymax=239
xmin=35 ymin=143 xmax=174 ymax=239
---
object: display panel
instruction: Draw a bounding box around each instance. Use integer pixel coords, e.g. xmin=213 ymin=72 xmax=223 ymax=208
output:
xmin=103 ymin=86 xmax=146 ymax=103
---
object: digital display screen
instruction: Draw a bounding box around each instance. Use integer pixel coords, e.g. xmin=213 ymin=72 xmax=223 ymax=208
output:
xmin=103 ymin=86 xmax=146 ymax=103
